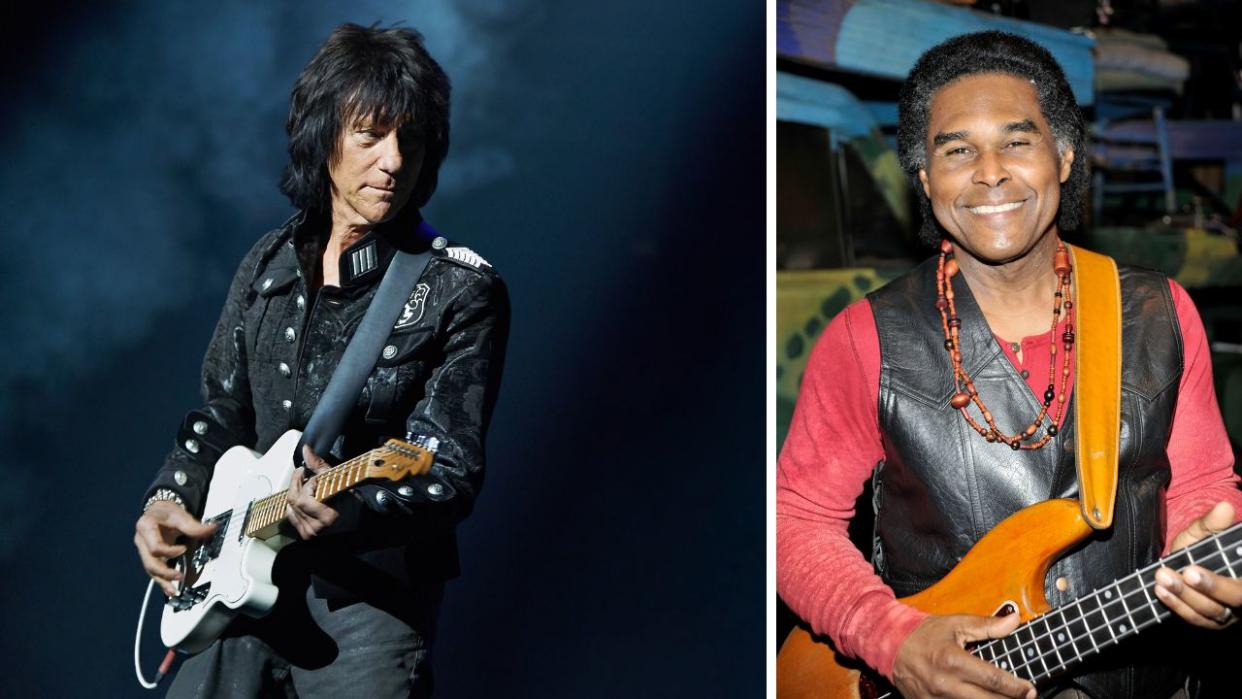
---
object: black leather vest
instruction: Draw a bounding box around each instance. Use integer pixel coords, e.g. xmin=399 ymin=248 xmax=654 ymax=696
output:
xmin=868 ymin=257 xmax=1185 ymax=698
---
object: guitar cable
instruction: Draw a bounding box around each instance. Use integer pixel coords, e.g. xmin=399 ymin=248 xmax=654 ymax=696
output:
xmin=134 ymin=579 xmax=178 ymax=689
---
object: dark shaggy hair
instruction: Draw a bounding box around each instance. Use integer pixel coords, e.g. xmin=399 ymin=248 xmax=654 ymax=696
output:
xmin=280 ymin=23 xmax=451 ymax=212
xmin=896 ymin=31 xmax=1087 ymax=245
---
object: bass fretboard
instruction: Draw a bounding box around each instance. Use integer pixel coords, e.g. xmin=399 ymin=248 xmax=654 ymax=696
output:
xmin=971 ymin=520 xmax=1242 ymax=683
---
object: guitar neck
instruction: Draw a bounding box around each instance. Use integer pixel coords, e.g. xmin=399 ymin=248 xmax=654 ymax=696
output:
xmin=971 ymin=520 xmax=1242 ymax=684
xmin=241 ymin=438 xmax=434 ymax=539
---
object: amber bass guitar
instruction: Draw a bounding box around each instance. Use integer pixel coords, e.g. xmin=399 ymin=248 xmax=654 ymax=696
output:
xmin=777 ymin=498 xmax=1242 ymax=698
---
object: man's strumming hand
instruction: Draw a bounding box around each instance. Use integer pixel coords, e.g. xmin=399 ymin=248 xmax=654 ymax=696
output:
xmin=134 ymin=501 xmax=218 ymax=597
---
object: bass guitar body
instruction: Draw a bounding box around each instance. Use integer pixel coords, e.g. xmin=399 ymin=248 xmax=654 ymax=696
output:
xmin=159 ymin=430 xmax=303 ymax=653
xmin=777 ymin=498 xmax=1093 ymax=698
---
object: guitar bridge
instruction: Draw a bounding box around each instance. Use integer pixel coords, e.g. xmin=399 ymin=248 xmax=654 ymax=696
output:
xmin=166 ymin=581 xmax=211 ymax=612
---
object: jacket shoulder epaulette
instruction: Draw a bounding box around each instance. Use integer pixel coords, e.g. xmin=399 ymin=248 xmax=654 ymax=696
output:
xmin=437 ymin=244 xmax=494 ymax=274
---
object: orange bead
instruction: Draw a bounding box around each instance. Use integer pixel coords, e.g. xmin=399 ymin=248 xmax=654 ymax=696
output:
xmin=944 ymin=258 xmax=959 ymax=277
xmin=950 ymin=392 xmax=971 ymax=409
xmin=1054 ymin=249 xmax=1071 ymax=275
xmin=940 ymin=239 xmax=953 ymax=254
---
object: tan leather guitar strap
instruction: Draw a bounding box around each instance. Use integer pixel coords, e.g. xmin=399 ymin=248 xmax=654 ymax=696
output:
xmin=1068 ymin=244 xmax=1121 ymax=530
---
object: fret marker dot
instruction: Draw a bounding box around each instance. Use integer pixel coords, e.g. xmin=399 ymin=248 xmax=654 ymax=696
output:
xmin=1235 ymin=546 xmax=1241 ymax=557
xmin=1104 ymin=590 xmax=1112 ymax=599
xmin=1000 ymin=661 xmax=1009 ymax=670
xmin=1118 ymin=624 xmax=1127 ymax=633
xmin=1026 ymin=648 xmax=1035 ymax=658
xmin=1056 ymin=632 xmax=1065 ymax=642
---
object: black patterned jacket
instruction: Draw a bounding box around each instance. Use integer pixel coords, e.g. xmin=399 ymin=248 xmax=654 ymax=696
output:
xmin=143 ymin=209 xmax=509 ymax=594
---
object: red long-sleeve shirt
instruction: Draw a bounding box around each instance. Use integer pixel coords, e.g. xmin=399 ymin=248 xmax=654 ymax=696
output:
xmin=776 ymin=277 xmax=1242 ymax=680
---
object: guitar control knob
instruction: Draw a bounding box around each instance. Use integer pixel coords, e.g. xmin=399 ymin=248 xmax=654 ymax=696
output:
xmin=427 ymin=483 xmax=445 ymax=497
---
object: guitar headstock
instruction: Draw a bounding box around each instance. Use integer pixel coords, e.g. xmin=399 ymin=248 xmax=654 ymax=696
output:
xmin=362 ymin=439 xmax=435 ymax=482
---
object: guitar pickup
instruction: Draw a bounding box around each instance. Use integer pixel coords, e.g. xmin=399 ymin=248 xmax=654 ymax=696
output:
xmin=204 ymin=511 xmax=231 ymax=556
xmin=182 ymin=511 xmax=231 ymax=578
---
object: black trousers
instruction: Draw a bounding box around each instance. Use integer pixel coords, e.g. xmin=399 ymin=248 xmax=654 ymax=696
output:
xmin=166 ymin=548 xmax=443 ymax=699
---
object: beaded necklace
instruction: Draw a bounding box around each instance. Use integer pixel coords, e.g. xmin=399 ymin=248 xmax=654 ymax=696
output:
xmin=936 ymin=238 xmax=1075 ymax=450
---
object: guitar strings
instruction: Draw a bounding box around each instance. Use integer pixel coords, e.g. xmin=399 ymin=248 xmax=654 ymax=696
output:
xmin=975 ymin=565 xmax=1161 ymax=677
xmin=973 ymin=529 xmax=1241 ymax=681
xmin=201 ymin=445 xmax=399 ymax=542
xmin=984 ymin=541 xmax=1231 ymax=680
xmin=844 ymin=529 xmax=1241 ymax=699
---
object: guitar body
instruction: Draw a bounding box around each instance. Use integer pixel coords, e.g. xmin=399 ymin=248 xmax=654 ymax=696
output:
xmin=159 ymin=430 xmax=303 ymax=653
xmin=777 ymin=498 xmax=1094 ymax=698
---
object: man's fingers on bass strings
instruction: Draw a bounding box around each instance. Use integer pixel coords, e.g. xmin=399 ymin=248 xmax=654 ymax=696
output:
xmin=1182 ymin=565 xmax=1242 ymax=608
xmin=1155 ymin=577 xmax=1224 ymax=629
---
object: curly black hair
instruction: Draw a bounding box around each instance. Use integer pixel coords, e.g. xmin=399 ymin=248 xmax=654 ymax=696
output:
xmin=896 ymin=31 xmax=1087 ymax=245
xmin=280 ymin=23 xmax=451 ymax=212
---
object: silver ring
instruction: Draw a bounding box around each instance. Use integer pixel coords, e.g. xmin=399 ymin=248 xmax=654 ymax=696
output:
xmin=1215 ymin=607 xmax=1235 ymax=625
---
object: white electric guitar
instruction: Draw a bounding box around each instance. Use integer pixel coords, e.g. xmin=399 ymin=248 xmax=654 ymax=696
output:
xmin=159 ymin=429 xmax=435 ymax=653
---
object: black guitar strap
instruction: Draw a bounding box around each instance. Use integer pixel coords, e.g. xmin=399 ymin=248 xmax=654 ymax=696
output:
xmin=298 ymin=220 xmax=437 ymax=459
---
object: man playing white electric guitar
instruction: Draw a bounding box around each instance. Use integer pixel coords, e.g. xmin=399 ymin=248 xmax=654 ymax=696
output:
xmin=133 ymin=23 xmax=508 ymax=698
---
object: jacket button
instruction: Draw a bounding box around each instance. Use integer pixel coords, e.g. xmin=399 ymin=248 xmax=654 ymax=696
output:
xmin=284 ymin=327 xmax=296 ymax=342
xmin=174 ymin=470 xmax=188 ymax=486
xmin=432 ymin=236 xmax=448 ymax=250
xmin=296 ymin=295 xmax=305 ymax=310
xmin=382 ymin=344 xmax=398 ymax=360
xmin=427 ymin=483 xmax=445 ymax=497
xmin=279 ymin=362 xmax=292 ymax=377
xmin=261 ymin=278 xmax=273 ymax=291
xmin=282 ymin=399 xmax=292 ymax=410
xmin=1020 ymin=369 xmax=1030 ymax=379
xmin=1055 ymin=576 xmax=1069 ymax=591
xmin=184 ymin=439 xmax=200 ymax=454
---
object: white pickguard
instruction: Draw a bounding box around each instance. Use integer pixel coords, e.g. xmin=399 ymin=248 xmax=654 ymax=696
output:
xmin=159 ymin=429 xmax=303 ymax=653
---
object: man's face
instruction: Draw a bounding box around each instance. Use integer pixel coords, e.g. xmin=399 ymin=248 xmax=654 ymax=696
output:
xmin=327 ymin=116 xmax=424 ymax=228
xmin=917 ymin=73 xmax=1073 ymax=264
